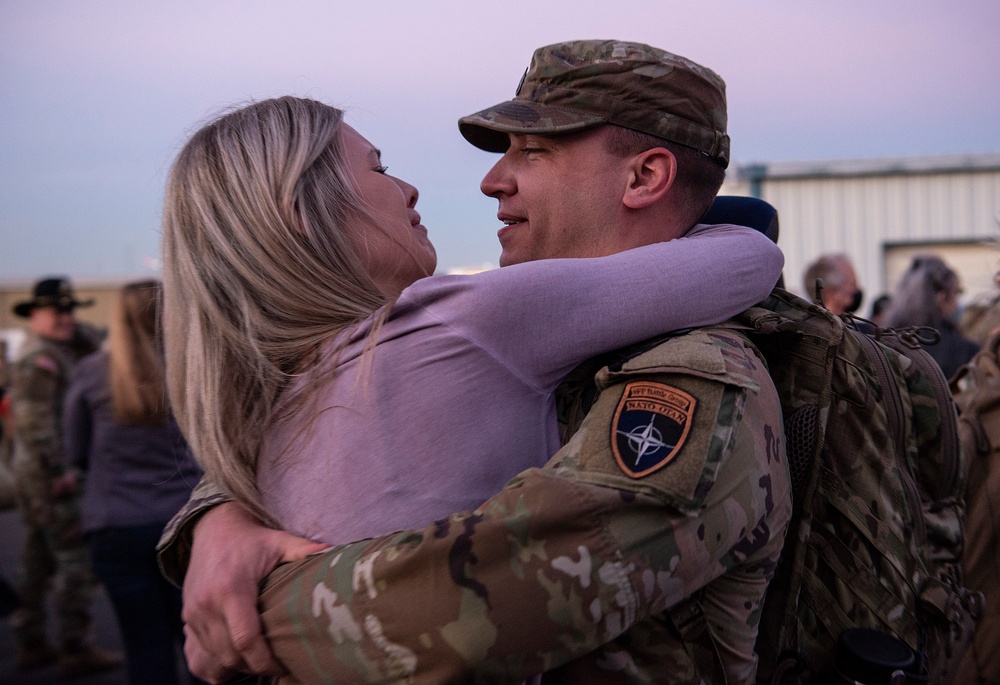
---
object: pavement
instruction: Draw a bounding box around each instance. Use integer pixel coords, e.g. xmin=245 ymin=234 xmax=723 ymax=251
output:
xmin=0 ymin=506 xmax=128 ymax=685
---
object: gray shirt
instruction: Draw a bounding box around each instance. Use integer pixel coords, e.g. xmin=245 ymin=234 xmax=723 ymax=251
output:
xmin=62 ymin=350 xmax=202 ymax=531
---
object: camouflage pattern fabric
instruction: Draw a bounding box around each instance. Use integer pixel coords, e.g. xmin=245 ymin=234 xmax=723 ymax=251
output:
xmin=187 ymin=327 xmax=787 ymax=684
xmin=951 ymin=330 xmax=1000 ymax=684
xmin=458 ymin=40 xmax=730 ymax=168
xmin=730 ymin=289 xmax=978 ymax=685
xmin=157 ymin=475 xmax=233 ymax=582
xmin=8 ymin=332 xmax=100 ymax=650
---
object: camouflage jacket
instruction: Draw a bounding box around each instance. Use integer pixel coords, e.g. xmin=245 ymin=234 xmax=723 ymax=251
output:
xmin=9 ymin=330 xmax=98 ymax=475
xmin=159 ymin=327 xmax=791 ymax=684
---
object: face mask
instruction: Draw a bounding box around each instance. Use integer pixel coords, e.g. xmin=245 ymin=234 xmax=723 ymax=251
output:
xmin=846 ymin=289 xmax=864 ymax=314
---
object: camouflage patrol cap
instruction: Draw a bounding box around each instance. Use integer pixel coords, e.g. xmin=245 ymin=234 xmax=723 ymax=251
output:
xmin=459 ymin=40 xmax=730 ymax=168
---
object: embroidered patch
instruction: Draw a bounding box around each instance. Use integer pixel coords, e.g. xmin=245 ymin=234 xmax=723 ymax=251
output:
xmin=612 ymin=381 xmax=697 ymax=478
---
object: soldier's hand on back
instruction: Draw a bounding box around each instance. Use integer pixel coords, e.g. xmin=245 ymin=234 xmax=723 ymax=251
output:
xmin=181 ymin=501 xmax=329 ymax=683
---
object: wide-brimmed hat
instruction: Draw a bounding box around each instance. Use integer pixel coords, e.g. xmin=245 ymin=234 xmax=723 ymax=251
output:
xmin=12 ymin=278 xmax=94 ymax=318
xmin=459 ymin=39 xmax=730 ymax=168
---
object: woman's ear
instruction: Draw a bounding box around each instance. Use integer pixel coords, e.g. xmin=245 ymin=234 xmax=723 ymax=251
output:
xmin=622 ymin=148 xmax=677 ymax=209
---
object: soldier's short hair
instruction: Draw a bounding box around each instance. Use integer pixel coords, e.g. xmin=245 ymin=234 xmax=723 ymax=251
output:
xmin=603 ymin=127 xmax=726 ymax=228
xmin=803 ymin=254 xmax=851 ymax=302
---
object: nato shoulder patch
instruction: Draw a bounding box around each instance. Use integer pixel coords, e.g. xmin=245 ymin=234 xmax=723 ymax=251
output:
xmin=611 ymin=381 xmax=696 ymax=478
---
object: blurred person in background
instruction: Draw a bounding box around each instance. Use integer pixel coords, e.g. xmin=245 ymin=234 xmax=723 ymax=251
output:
xmin=1 ymin=339 xmax=16 ymax=509
xmin=884 ymin=254 xmax=979 ymax=380
xmin=802 ymin=253 xmax=864 ymax=316
xmin=7 ymin=277 xmax=121 ymax=676
xmin=0 ymin=341 xmax=19 ymax=621
xmin=62 ymin=280 xmax=205 ymax=685
xmin=869 ymin=293 xmax=892 ymax=327
xmin=1 ymin=338 xmax=10 ymax=441
xmin=959 ymin=271 xmax=1000 ymax=347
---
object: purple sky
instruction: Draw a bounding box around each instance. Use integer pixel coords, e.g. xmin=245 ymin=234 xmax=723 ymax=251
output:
xmin=1 ymin=0 xmax=997 ymax=278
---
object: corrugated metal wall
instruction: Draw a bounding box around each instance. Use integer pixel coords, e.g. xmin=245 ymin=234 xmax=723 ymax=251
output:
xmin=722 ymin=156 xmax=1000 ymax=308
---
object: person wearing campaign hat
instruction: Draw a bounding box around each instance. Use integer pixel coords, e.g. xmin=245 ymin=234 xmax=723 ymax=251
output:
xmin=7 ymin=277 xmax=121 ymax=677
xmin=11 ymin=278 xmax=95 ymax=348
xmin=163 ymin=41 xmax=789 ymax=685
xmin=12 ymin=277 xmax=96 ymax=319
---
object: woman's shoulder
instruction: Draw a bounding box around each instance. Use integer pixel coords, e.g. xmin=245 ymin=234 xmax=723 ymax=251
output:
xmin=399 ymin=272 xmax=480 ymax=297
xmin=394 ymin=273 xmax=496 ymax=315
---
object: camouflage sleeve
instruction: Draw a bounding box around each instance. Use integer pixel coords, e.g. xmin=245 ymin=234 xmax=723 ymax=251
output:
xmin=257 ymin=331 xmax=789 ymax=683
xmin=156 ymin=475 xmax=234 ymax=586
xmin=10 ymin=352 xmax=64 ymax=467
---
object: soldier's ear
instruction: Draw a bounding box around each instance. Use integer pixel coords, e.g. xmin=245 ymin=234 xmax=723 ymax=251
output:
xmin=622 ymin=148 xmax=676 ymax=209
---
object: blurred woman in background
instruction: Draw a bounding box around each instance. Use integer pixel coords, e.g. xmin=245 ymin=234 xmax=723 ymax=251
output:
xmin=884 ymin=254 xmax=979 ymax=379
xmin=63 ymin=280 xmax=204 ymax=685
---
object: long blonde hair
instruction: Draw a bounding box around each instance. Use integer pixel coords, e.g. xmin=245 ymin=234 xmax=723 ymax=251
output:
xmin=162 ymin=97 xmax=388 ymax=522
xmin=109 ymin=280 xmax=167 ymax=425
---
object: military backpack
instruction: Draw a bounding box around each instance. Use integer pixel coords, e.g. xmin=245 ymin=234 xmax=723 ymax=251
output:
xmin=734 ymin=288 xmax=980 ymax=685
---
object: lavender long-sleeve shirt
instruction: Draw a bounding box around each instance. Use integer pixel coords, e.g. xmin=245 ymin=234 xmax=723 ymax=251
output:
xmin=257 ymin=224 xmax=783 ymax=544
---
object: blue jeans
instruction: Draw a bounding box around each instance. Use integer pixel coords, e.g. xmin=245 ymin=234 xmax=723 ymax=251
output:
xmin=88 ymin=523 xmax=205 ymax=685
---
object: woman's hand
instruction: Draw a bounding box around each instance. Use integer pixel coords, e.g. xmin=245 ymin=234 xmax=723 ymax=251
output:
xmin=181 ymin=501 xmax=329 ymax=683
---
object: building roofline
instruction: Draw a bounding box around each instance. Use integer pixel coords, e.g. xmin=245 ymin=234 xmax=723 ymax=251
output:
xmin=737 ymin=152 xmax=1000 ymax=181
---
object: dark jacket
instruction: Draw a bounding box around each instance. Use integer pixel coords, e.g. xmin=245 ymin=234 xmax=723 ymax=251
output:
xmin=928 ymin=320 xmax=980 ymax=381
xmin=62 ymin=351 xmax=202 ymax=531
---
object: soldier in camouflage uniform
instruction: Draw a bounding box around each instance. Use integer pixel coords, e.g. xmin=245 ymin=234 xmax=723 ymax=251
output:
xmin=160 ymin=40 xmax=792 ymax=684
xmin=7 ymin=278 xmax=122 ymax=676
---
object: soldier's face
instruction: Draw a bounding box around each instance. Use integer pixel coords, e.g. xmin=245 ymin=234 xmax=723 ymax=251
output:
xmin=480 ymin=128 xmax=630 ymax=266
xmin=825 ymin=261 xmax=861 ymax=316
xmin=29 ymin=306 xmax=76 ymax=342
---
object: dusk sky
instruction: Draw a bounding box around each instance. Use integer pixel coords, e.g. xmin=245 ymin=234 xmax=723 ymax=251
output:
xmin=2 ymin=0 xmax=998 ymax=279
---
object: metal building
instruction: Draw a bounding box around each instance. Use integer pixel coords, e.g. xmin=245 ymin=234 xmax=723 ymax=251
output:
xmin=722 ymin=153 xmax=1000 ymax=313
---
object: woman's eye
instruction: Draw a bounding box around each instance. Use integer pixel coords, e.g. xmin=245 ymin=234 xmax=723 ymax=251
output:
xmin=373 ymin=165 xmax=389 ymax=174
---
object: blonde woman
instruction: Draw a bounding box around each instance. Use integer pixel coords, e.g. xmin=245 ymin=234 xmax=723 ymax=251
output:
xmin=62 ymin=281 xmax=204 ymax=685
xmin=162 ymin=96 xmax=783 ymax=549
